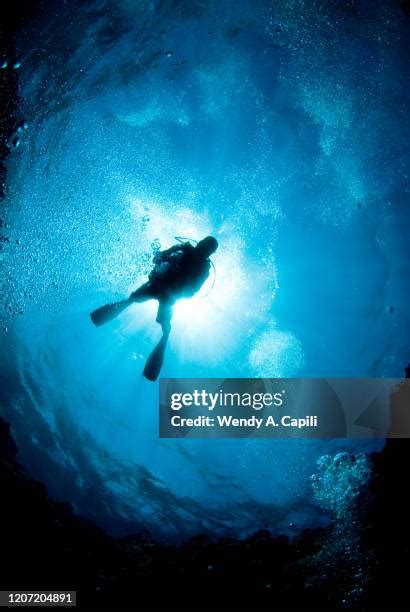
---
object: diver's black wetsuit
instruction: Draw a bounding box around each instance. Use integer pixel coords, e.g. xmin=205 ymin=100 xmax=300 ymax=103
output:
xmin=130 ymin=242 xmax=211 ymax=331
xmin=90 ymin=236 xmax=218 ymax=381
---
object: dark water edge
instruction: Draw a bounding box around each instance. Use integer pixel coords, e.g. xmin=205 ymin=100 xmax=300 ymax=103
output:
xmin=0 ymin=413 xmax=409 ymax=609
xmin=0 ymin=1 xmax=37 ymax=231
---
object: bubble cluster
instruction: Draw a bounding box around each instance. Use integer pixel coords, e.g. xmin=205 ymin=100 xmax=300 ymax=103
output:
xmin=312 ymin=451 xmax=371 ymax=519
xmin=309 ymin=452 xmax=372 ymax=605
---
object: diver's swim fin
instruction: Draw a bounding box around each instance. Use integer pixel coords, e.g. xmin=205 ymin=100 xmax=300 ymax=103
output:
xmin=90 ymin=299 xmax=131 ymax=327
xmin=143 ymin=334 xmax=169 ymax=381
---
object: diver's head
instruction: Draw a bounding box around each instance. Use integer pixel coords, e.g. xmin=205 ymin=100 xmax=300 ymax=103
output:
xmin=195 ymin=236 xmax=218 ymax=258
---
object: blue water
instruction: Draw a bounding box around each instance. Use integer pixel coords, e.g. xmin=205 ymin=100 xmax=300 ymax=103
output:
xmin=1 ymin=0 xmax=409 ymax=540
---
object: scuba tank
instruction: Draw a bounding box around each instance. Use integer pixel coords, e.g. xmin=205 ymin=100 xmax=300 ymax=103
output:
xmin=174 ymin=236 xmax=216 ymax=298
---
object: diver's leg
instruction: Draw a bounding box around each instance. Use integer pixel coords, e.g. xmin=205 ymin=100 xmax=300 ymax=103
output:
xmin=155 ymin=299 xmax=174 ymax=332
xmin=91 ymin=283 xmax=155 ymax=327
xmin=129 ymin=282 xmax=155 ymax=303
xmin=143 ymin=300 xmax=174 ymax=381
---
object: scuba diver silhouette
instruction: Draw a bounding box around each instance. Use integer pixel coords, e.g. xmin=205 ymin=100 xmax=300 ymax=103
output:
xmin=90 ymin=236 xmax=218 ymax=381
